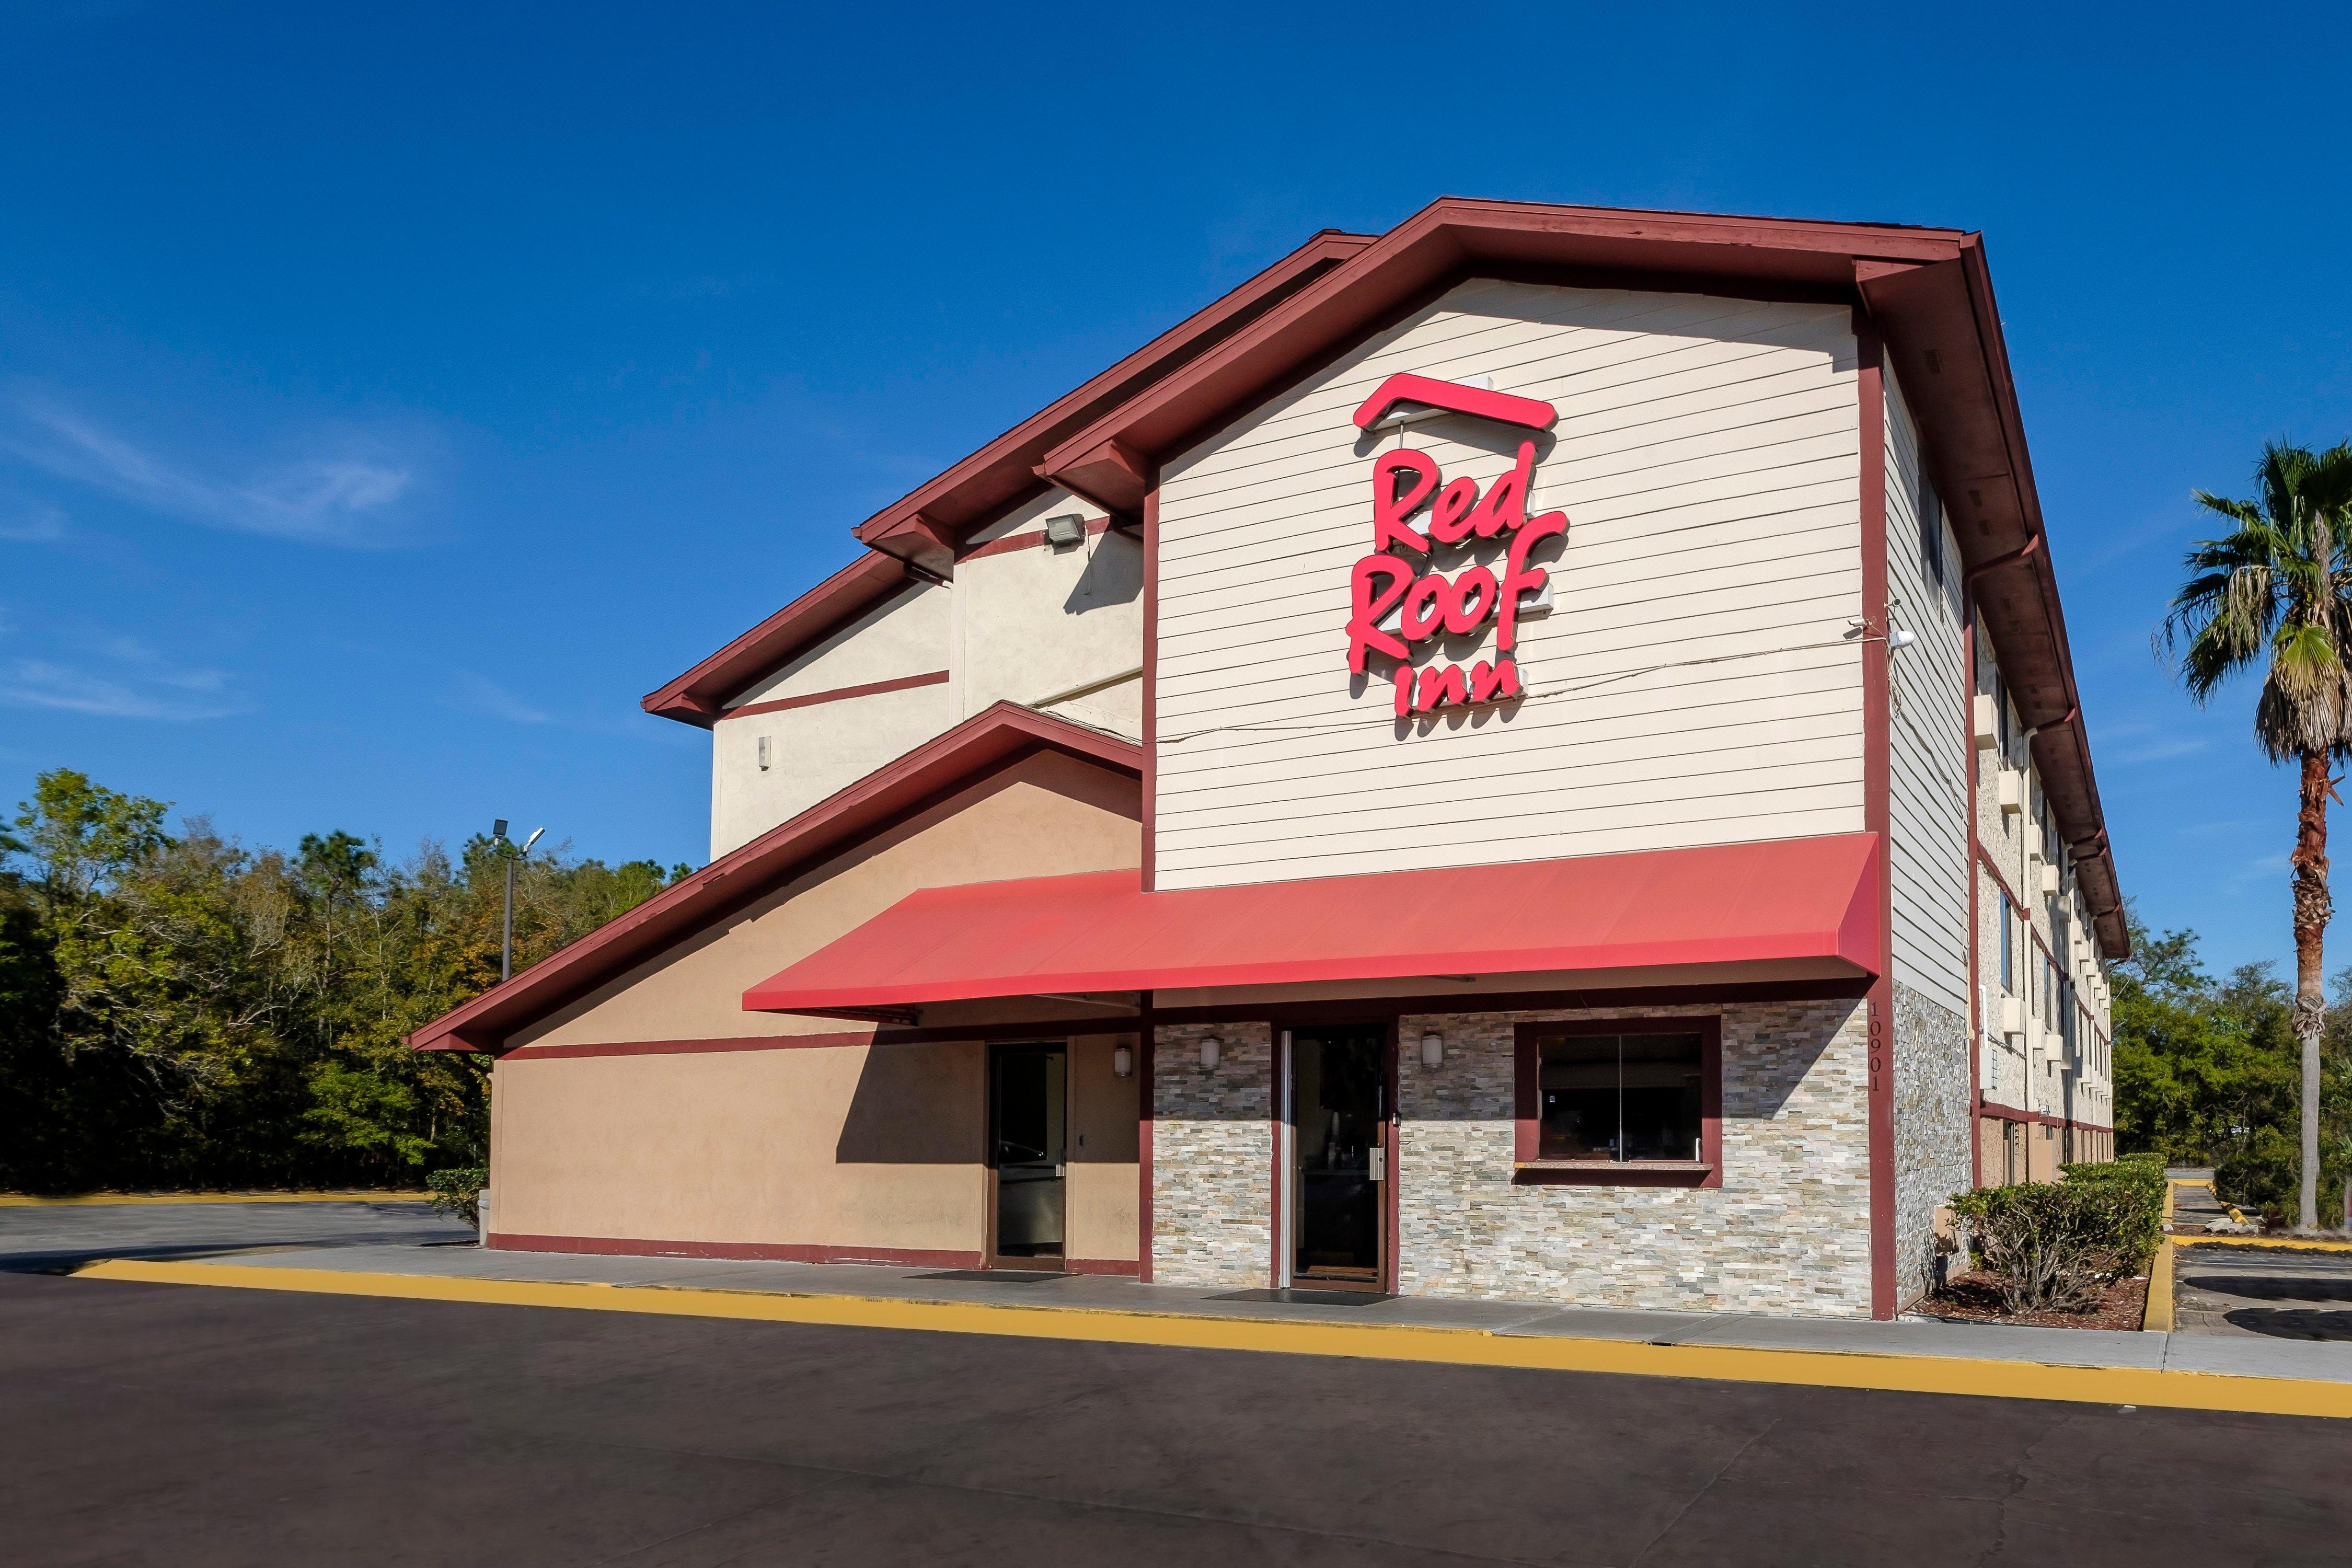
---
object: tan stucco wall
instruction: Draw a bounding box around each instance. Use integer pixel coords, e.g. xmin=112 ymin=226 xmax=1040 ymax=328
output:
xmin=487 ymin=746 xmax=1143 ymax=1261
xmin=1066 ymin=1034 xmax=1141 ymax=1262
xmin=491 ymin=1032 xmax=1142 ymax=1261
xmin=492 ymin=1041 xmax=986 ymax=1250
xmin=514 ymin=748 xmax=1140 ymax=1049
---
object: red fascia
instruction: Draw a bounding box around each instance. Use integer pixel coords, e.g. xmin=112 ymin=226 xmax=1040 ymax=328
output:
xmin=407 ymin=702 xmax=1144 ymax=1053
xmin=640 ymin=230 xmax=1370 ymax=730
xmin=854 ymin=230 xmax=1372 ymax=556
xmin=641 ymin=551 xmax=911 ymax=728
xmin=1029 ymin=195 xmax=2122 ymax=959
xmin=742 ymin=833 xmax=1882 ymax=1014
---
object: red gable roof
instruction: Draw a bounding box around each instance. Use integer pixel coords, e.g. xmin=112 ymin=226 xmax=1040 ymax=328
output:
xmin=1029 ymin=197 xmax=2124 ymax=958
xmin=408 ymin=704 xmax=1142 ymax=1052
xmin=639 ymin=229 xmax=1371 ymax=727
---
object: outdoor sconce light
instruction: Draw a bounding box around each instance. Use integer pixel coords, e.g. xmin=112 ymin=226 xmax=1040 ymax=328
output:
xmin=1199 ymin=1035 xmax=1221 ymax=1070
xmin=1113 ymin=1043 xmax=1133 ymax=1079
xmin=1044 ymin=513 xmax=1087 ymax=549
xmin=1421 ymin=1030 xmax=1444 ymax=1069
xmin=1886 ymin=627 xmax=1918 ymax=651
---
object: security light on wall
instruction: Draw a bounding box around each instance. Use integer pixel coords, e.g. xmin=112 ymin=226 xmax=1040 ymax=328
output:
xmin=1113 ymin=1044 xmax=1133 ymax=1079
xmin=1421 ymin=1030 xmax=1444 ymax=1069
xmin=1198 ymin=1035 xmax=1221 ymax=1070
xmin=1044 ymin=513 xmax=1087 ymax=550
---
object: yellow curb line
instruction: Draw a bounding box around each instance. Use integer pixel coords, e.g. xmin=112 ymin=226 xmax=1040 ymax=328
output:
xmin=72 ymin=1258 xmax=2352 ymax=1421
xmin=0 ymin=1192 xmax=431 ymax=1208
xmin=2171 ymin=1235 xmax=2352 ymax=1254
xmin=2143 ymin=1242 xmax=2175 ymax=1333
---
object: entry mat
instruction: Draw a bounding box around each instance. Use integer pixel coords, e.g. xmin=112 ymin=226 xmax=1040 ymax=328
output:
xmin=1213 ymin=1288 xmax=1398 ymax=1308
xmin=914 ymin=1270 xmax=1067 ymax=1283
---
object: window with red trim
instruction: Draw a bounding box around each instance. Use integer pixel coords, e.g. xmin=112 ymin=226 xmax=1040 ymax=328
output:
xmin=1513 ymin=1018 xmax=1722 ymax=1186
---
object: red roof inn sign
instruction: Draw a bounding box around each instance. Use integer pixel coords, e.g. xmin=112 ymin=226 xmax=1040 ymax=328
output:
xmin=1344 ymin=374 xmax=1565 ymax=717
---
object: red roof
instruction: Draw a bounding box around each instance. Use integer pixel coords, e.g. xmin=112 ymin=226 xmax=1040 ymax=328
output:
xmin=408 ymin=704 xmax=1142 ymax=1052
xmin=743 ymin=834 xmax=1881 ymax=1014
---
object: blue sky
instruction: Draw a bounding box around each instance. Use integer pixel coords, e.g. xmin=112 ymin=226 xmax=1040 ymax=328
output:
xmin=3 ymin=2 xmax=2347 ymax=975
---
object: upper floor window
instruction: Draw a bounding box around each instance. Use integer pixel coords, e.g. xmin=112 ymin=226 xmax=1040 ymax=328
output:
xmin=1920 ymin=482 xmax=1945 ymax=587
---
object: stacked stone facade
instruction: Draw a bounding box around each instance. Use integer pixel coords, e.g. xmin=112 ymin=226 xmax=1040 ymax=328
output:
xmin=1149 ymin=1022 xmax=1272 ymax=1287
xmin=1394 ymin=1001 xmax=1872 ymax=1316
xmin=1149 ymin=1001 xmax=1874 ymax=1315
xmin=1891 ymin=982 xmax=1974 ymax=1307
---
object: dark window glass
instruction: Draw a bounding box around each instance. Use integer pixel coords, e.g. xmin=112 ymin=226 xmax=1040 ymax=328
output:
xmin=1537 ymin=1032 xmax=1703 ymax=1162
xmin=1920 ymin=483 xmax=1945 ymax=585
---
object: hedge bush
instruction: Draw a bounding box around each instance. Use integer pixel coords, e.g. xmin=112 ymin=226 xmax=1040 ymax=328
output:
xmin=1948 ymin=1164 xmax=2163 ymax=1314
xmin=425 ymin=1166 xmax=487 ymax=1229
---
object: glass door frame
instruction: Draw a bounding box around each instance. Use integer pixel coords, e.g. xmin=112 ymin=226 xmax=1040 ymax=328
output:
xmin=1272 ymin=1021 xmax=1399 ymax=1293
xmin=985 ymin=1038 xmax=1069 ymax=1272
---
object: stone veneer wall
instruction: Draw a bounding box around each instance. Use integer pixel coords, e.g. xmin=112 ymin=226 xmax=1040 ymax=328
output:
xmin=1394 ymin=1000 xmax=1872 ymax=1316
xmin=1150 ymin=1021 xmax=1272 ymax=1287
xmin=1891 ymin=982 xmax=1974 ymax=1308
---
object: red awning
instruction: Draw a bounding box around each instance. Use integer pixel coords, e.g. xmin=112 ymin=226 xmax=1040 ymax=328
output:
xmin=742 ymin=834 xmax=1880 ymax=1013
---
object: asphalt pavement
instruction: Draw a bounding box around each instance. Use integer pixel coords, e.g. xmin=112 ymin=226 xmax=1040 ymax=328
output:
xmin=0 ymin=1196 xmax=472 ymax=1273
xmin=7 ymin=1262 xmax=2348 ymax=1566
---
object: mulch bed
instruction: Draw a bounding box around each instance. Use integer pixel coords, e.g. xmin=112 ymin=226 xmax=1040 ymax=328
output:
xmin=1919 ymin=1271 xmax=2149 ymax=1330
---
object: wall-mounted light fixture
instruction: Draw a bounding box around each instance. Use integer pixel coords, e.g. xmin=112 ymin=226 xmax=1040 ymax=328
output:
xmin=1421 ymin=1030 xmax=1444 ymax=1070
xmin=1199 ymin=1035 xmax=1221 ymax=1070
xmin=756 ymin=735 xmax=773 ymax=770
xmin=1113 ymin=1043 xmax=1133 ymax=1079
xmin=1887 ymin=627 xmax=1918 ymax=651
xmin=1044 ymin=513 xmax=1087 ymax=550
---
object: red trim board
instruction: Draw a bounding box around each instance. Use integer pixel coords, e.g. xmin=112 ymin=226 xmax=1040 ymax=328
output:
xmin=502 ymin=1032 xmax=878 ymax=1062
xmin=724 ymin=670 xmax=949 ymax=720
xmin=489 ymin=1232 xmax=1143 ymax=1276
xmin=407 ymin=703 xmax=1142 ymax=1053
xmin=1856 ymin=314 xmax=1900 ymax=1320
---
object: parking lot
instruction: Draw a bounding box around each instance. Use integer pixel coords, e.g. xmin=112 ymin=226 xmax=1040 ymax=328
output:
xmin=4 ymin=1202 xmax=2348 ymax=1566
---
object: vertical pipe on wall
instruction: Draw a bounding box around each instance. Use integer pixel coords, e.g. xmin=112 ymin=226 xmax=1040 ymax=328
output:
xmin=1136 ymin=989 xmax=1155 ymax=1284
xmin=1855 ymin=313 xmax=1900 ymax=1320
xmin=1963 ymin=603 xmax=1982 ymax=1190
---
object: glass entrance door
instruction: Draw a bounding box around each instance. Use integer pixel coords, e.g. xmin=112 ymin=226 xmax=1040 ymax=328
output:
xmin=989 ymin=1042 xmax=1066 ymax=1266
xmin=1288 ymin=1027 xmax=1388 ymax=1290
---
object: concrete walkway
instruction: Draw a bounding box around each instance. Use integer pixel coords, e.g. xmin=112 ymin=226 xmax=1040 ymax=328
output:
xmin=100 ymin=1235 xmax=2352 ymax=1394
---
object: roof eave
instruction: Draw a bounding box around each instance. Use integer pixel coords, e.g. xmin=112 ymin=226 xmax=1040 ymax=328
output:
xmin=407 ymin=702 xmax=1145 ymax=1051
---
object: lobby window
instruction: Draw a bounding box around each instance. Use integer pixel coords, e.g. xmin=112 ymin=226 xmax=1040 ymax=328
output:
xmin=1514 ymin=1018 xmax=1721 ymax=1186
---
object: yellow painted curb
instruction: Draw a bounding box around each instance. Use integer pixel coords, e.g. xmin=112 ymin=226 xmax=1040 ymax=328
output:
xmin=2143 ymin=1241 xmax=2174 ymax=1333
xmin=72 ymin=1258 xmax=2352 ymax=1421
xmin=0 ymin=1191 xmax=431 ymax=1208
xmin=2171 ymin=1235 xmax=2352 ymax=1254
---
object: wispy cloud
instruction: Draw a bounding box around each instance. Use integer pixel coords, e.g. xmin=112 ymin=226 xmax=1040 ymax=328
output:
xmin=451 ymin=672 xmax=557 ymax=726
xmin=0 ymin=658 xmax=244 ymax=721
xmin=3 ymin=398 xmax=419 ymax=547
xmin=0 ymin=500 xmax=66 ymax=542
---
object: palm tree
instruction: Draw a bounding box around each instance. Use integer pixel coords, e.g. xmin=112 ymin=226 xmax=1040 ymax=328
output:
xmin=2164 ymin=440 xmax=2352 ymax=1231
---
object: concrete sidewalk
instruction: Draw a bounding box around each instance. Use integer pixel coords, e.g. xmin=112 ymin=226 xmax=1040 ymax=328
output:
xmin=108 ymin=1236 xmax=2352 ymax=1392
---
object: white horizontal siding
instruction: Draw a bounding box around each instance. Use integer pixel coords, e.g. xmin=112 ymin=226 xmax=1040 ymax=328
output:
xmin=1884 ymin=371 xmax=1969 ymax=1018
xmin=1152 ymin=280 xmax=1864 ymax=890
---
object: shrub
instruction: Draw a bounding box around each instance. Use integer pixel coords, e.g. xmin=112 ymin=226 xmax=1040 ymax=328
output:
xmin=2058 ymin=1155 xmax=2165 ymax=1266
xmin=425 ymin=1166 xmax=487 ymax=1229
xmin=1948 ymin=1177 xmax=2160 ymax=1314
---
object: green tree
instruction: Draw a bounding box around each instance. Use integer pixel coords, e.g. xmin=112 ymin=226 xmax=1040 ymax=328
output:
xmin=2162 ymin=439 xmax=2352 ymax=1229
xmin=0 ymin=768 xmax=689 ymax=1192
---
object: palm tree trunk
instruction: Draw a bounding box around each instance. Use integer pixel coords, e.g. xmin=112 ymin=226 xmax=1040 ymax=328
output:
xmin=2292 ymin=748 xmax=2332 ymax=1232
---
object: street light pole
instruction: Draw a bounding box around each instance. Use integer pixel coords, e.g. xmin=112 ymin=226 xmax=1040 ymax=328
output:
xmin=492 ymin=821 xmax=546 ymax=984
